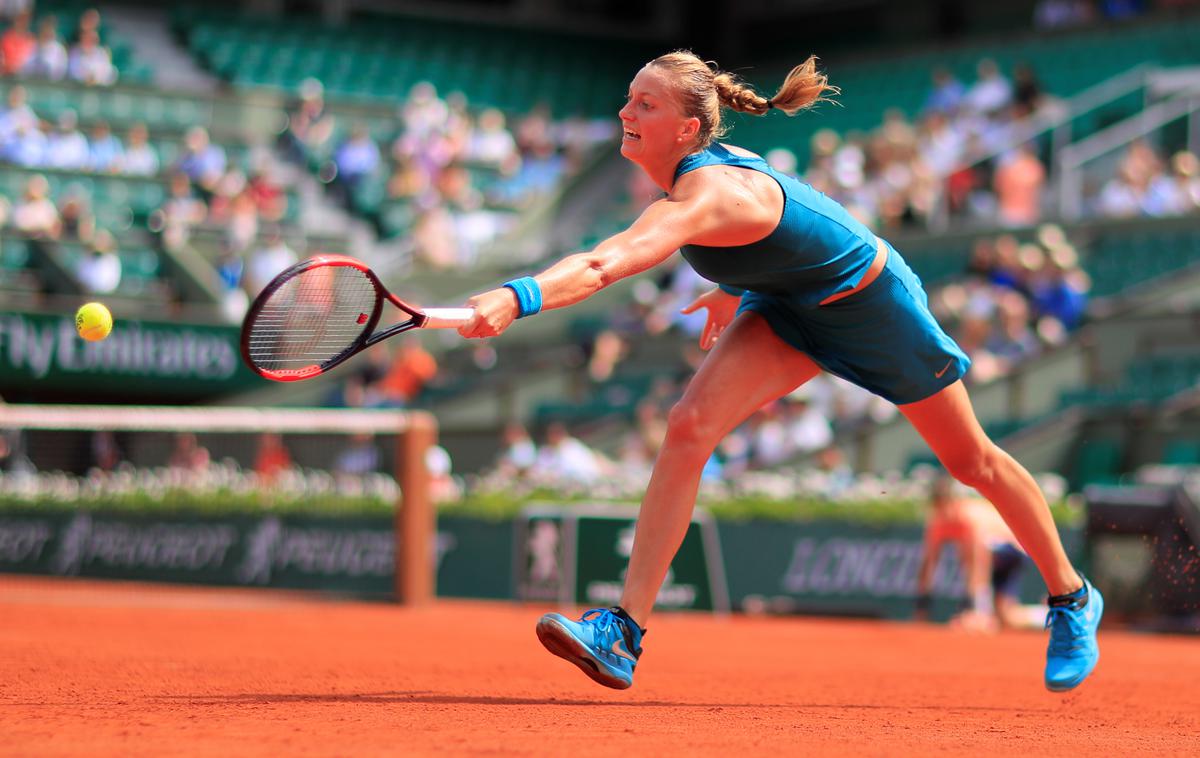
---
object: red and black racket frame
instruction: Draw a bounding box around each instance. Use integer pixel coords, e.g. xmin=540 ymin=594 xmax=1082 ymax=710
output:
xmin=240 ymin=254 xmax=432 ymax=382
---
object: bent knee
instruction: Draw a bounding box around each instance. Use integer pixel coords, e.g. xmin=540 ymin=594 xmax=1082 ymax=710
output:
xmin=665 ymin=401 xmax=724 ymax=450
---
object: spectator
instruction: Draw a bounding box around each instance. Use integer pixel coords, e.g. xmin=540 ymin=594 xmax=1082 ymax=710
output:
xmin=0 ymin=84 xmax=37 ymax=144
xmin=0 ymin=429 xmax=35 ymax=475
xmin=206 ymin=167 xmax=247 ymax=222
xmin=783 ymin=392 xmax=834 ymax=455
xmin=0 ymin=1 xmax=31 ymax=23
xmin=426 ymin=444 xmax=460 ymax=503
xmin=73 ymin=7 xmax=101 ymax=44
xmin=281 ymin=77 xmax=335 ymax=163
xmin=385 ymin=157 xmax=431 ymax=202
xmin=1012 ymin=64 xmax=1044 ymax=116
xmin=536 ymin=422 xmax=607 ymax=485
xmin=168 ymin=432 xmax=210 ymax=473
xmin=496 ymin=422 xmax=538 ymax=479
xmin=12 ymin=174 xmax=59 ymax=238
xmin=75 ymin=229 xmax=121 ymax=294
xmin=90 ymin=430 xmax=123 ymax=472
xmin=985 ymin=292 xmax=1040 ymax=369
xmin=247 ymin=164 xmax=287 ymax=222
xmin=213 ymin=242 xmax=248 ymax=322
xmin=57 ymin=187 xmax=95 ymax=242
xmin=918 ymin=110 xmax=966 ymax=175
xmin=1144 ymin=151 xmax=1200 ymax=217
xmin=1031 ymin=246 xmax=1089 ymax=332
xmin=373 ymin=336 xmax=438 ymax=407
xmin=465 ymin=108 xmax=518 ymax=168
xmin=224 ymin=189 xmax=261 ymax=256
xmin=5 ymin=118 xmax=43 ymax=166
xmin=66 ymin=29 xmax=116 ymax=85
xmin=1 ymin=10 xmax=34 ymax=76
xmin=176 ymin=126 xmax=226 ymax=193
xmin=118 ymin=122 xmax=159 ymax=176
xmin=401 ymin=81 xmax=449 ymax=142
xmin=253 ymin=432 xmax=292 ymax=485
xmin=332 ymin=123 xmax=381 ymax=204
xmin=334 ymin=432 xmax=380 ymax=480
xmin=155 ymin=172 xmax=206 ymax=250
xmin=1099 ymin=0 xmax=1146 ymax=20
xmin=1095 ymin=163 xmax=1145 ymax=218
xmin=411 ymin=203 xmax=460 ymax=269
xmin=1035 ymin=0 xmax=1095 ymax=29
xmin=244 ymin=227 xmax=296 ymax=293
xmin=87 ymin=120 xmax=122 ymax=172
xmin=747 ymin=402 xmax=792 ymax=468
xmin=619 ymin=400 xmax=667 ymax=472
xmin=44 ymin=109 xmax=89 ymax=170
xmin=993 ymin=143 xmax=1045 ymax=226
xmin=964 ymin=59 xmax=1013 ymax=117
xmin=23 ymin=16 xmax=66 ymax=80
xmin=924 ymin=66 xmax=966 ymax=115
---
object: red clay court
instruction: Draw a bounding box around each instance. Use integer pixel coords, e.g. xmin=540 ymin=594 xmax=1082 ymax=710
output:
xmin=2 ymin=576 xmax=1198 ymax=756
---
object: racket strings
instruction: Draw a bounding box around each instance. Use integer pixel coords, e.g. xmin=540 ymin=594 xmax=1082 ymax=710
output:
xmin=247 ymin=266 xmax=379 ymax=370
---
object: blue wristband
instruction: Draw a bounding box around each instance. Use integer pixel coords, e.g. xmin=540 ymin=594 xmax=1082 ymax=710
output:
xmin=718 ymin=283 xmax=746 ymax=296
xmin=503 ymin=276 xmax=542 ymax=318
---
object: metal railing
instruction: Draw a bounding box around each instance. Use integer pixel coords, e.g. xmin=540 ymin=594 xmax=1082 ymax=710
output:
xmin=1056 ymin=92 xmax=1200 ymax=220
xmin=929 ymin=64 xmax=1160 ymax=230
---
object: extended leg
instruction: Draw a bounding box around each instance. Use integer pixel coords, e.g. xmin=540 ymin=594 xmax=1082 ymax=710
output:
xmin=619 ymin=313 xmax=821 ymax=623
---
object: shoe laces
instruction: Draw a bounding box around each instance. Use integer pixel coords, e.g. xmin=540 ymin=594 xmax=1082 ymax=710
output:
xmin=1045 ymin=605 xmax=1087 ymax=656
xmin=581 ymin=608 xmax=622 ymax=638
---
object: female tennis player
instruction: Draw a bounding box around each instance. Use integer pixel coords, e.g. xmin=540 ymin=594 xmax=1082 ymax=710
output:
xmin=458 ymin=51 xmax=1101 ymax=692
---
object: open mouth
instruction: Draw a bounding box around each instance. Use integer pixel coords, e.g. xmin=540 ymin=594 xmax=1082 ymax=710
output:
xmin=622 ymin=129 xmax=641 ymax=141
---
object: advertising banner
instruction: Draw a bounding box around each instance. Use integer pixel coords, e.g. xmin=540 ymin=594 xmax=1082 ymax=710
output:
xmin=515 ymin=504 xmax=729 ymax=612
xmin=0 ymin=310 xmax=260 ymax=400
xmin=0 ymin=510 xmax=512 ymax=599
xmin=719 ymin=520 xmax=1084 ymax=619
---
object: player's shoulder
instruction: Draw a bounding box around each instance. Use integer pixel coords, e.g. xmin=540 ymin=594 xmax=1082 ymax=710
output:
xmin=717 ymin=143 xmax=766 ymax=161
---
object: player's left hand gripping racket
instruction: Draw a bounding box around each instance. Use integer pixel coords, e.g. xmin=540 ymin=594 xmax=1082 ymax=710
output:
xmin=240 ymin=254 xmax=474 ymax=381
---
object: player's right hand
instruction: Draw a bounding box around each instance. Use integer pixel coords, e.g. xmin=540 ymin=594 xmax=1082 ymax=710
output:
xmin=681 ymin=287 xmax=740 ymax=350
xmin=459 ymin=288 xmax=519 ymax=339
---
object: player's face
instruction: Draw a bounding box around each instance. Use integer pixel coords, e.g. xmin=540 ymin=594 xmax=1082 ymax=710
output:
xmin=618 ymin=67 xmax=692 ymax=163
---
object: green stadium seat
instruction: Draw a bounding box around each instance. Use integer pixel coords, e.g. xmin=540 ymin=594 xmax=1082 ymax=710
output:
xmin=1162 ymin=440 xmax=1200 ymax=466
xmin=1071 ymin=438 xmax=1123 ymax=488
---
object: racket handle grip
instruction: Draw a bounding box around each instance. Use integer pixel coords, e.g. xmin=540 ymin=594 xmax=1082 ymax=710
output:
xmin=421 ymin=307 xmax=476 ymax=329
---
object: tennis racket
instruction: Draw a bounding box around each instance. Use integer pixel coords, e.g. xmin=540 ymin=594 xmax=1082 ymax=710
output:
xmin=240 ymin=254 xmax=474 ymax=382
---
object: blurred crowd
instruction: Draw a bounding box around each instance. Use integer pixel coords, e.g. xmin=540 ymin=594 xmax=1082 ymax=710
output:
xmin=0 ymin=7 xmax=117 ymax=86
xmin=780 ymin=58 xmax=1060 ymax=233
xmin=776 ymin=55 xmax=1200 ymax=232
xmin=936 ymin=225 xmax=1090 ymax=383
xmin=0 ymin=86 xmax=148 ymax=173
xmin=281 ymin=77 xmax=616 ymax=269
xmin=1091 ymin=140 xmax=1200 ymax=219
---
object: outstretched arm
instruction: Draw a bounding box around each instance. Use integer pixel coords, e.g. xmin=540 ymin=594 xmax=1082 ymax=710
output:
xmin=459 ymin=190 xmax=715 ymax=339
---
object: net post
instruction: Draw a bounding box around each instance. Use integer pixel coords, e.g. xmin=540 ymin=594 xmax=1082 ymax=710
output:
xmin=396 ymin=410 xmax=436 ymax=605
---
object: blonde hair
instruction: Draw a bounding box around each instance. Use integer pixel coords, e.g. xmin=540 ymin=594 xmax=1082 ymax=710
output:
xmin=648 ymin=50 xmax=838 ymax=147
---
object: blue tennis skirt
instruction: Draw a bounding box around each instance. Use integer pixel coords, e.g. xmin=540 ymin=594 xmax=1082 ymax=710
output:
xmin=737 ymin=242 xmax=970 ymax=405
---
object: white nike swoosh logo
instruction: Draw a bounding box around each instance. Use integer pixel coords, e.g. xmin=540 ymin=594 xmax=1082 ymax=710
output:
xmin=611 ymin=638 xmax=637 ymax=663
xmin=935 ymin=359 xmax=953 ymax=379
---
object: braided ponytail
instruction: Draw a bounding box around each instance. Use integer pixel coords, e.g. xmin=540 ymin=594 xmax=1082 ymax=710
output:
xmin=648 ymin=50 xmax=838 ymax=147
xmin=713 ymin=72 xmax=772 ymax=116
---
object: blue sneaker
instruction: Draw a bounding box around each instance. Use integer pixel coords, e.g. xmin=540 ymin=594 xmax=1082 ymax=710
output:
xmin=1044 ymin=576 xmax=1103 ymax=692
xmin=536 ymin=607 xmax=643 ymax=690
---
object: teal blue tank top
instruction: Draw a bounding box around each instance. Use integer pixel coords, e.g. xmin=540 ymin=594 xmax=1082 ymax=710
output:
xmin=674 ymin=143 xmax=878 ymax=307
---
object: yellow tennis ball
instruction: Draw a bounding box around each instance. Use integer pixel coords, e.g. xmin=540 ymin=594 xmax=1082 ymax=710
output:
xmin=75 ymin=302 xmax=113 ymax=342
